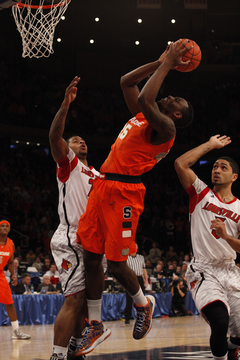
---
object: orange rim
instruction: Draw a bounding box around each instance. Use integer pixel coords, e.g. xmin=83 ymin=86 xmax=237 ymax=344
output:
xmin=15 ymin=0 xmax=70 ymax=9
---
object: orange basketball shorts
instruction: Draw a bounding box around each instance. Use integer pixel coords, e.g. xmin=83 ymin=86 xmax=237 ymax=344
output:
xmin=0 ymin=274 xmax=13 ymax=305
xmin=77 ymin=177 xmax=146 ymax=261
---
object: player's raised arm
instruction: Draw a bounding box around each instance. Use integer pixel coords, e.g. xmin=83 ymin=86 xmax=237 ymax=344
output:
xmin=49 ymin=76 xmax=80 ymax=162
xmin=137 ymin=40 xmax=192 ymax=143
xmin=174 ymin=135 xmax=232 ymax=189
xmin=120 ymin=45 xmax=170 ymax=117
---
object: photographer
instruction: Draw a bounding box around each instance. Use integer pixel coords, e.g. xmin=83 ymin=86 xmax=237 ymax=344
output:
xmin=153 ymin=264 xmax=166 ymax=293
xmin=171 ymin=278 xmax=192 ymax=316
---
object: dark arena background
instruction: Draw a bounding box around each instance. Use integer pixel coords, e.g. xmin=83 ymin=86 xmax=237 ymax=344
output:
xmin=0 ymin=1 xmax=240 ymax=359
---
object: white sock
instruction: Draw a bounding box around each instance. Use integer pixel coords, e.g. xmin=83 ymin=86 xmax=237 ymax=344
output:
xmin=131 ymin=287 xmax=147 ymax=307
xmin=213 ymin=354 xmax=227 ymax=360
xmin=87 ymin=299 xmax=102 ymax=322
xmin=227 ymin=337 xmax=238 ymax=350
xmin=11 ymin=320 xmax=19 ymax=331
xmin=52 ymin=345 xmax=66 ymax=357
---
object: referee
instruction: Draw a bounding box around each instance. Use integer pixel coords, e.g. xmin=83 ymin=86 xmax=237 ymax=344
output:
xmin=124 ymin=250 xmax=148 ymax=324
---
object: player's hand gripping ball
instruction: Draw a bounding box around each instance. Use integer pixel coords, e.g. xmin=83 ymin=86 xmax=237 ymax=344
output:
xmin=176 ymin=39 xmax=202 ymax=72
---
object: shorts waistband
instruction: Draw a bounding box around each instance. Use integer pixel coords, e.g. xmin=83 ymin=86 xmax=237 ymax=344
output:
xmin=104 ymin=173 xmax=142 ymax=184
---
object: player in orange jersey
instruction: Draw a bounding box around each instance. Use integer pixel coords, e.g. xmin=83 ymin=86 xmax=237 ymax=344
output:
xmin=0 ymin=220 xmax=30 ymax=340
xmin=75 ymin=39 xmax=194 ymax=355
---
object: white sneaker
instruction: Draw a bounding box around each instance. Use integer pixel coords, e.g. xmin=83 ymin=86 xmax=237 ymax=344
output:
xmin=12 ymin=328 xmax=31 ymax=340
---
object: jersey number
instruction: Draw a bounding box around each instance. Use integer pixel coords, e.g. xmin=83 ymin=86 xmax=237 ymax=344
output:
xmin=119 ymin=124 xmax=132 ymax=140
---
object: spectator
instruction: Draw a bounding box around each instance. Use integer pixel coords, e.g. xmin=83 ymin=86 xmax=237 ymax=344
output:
xmin=25 ymin=249 xmax=36 ymax=262
xmin=181 ymin=263 xmax=188 ymax=276
xmin=183 ymin=254 xmax=190 ymax=265
xmin=56 ymin=281 xmax=63 ymax=294
xmin=41 ymin=258 xmax=51 ymax=274
xmin=174 ymin=265 xmax=183 ymax=277
xmin=153 ymin=264 xmax=164 ymax=280
xmin=45 ymin=263 xmax=60 ymax=287
xmin=171 ymin=278 xmax=192 ymax=316
xmin=18 ymin=254 xmax=28 ymax=273
xmin=172 ymin=260 xmax=178 ymax=271
xmin=165 ymin=246 xmax=178 ymax=262
xmin=5 ymin=258 xmax=23 ymax=280
xmin=164 ymin=263 xmax=174 ymax=278
xmin=15 ymin=273 xmax=32 ymax=295
xmin=153 ymin=264 xmax=166 ymax=293
xmin=167 ymin=275 xmax=179 ymax=292
xmin=148 ymin=242 xmax=162 ymax=267
xmin=37 ymin=274 xmax=56 ymax=294
xmin=26 ymin=257 xmax=33 ymax=268
xmin=32 ymin=256 xmax=43 ymax=272
xmin=145 ymin=260 xmax=153 ymax=277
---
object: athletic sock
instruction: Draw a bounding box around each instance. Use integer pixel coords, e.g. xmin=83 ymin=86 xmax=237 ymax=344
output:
xmin=131 ymin=287 xmax=148 ymax=307
xmin=52 ymin=345 xmax=67 ymax=358
xmin=11 ymin=320 xmax=19 ymax=331
xmin=87 ymin=298 xmax=102 ymax=322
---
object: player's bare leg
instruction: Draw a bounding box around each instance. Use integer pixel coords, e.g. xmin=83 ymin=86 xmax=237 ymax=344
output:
xmin=6 ymin=303 xmax=31 ymax=340
xmin=108 ymin=260 xmax=155 ymax=340
xmin=51 ymin=291 xmax=87 ymax=359
xmin=75 ymin=251 xmax=111 ymax=356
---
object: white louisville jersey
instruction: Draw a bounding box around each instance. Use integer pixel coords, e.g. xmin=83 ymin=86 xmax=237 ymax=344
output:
xmin=187 ymin=177 xmax=240 ymax=262
xmin=56 ymin=147 xmax=99 ymax=228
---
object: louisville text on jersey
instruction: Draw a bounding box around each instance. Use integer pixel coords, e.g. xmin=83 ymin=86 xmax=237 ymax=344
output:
xmin=202 ymin=201 xmax=240 ymax=223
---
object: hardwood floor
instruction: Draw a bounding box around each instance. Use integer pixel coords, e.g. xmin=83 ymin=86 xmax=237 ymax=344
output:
xmin=0 ymin=315 xmax=211 ymax=360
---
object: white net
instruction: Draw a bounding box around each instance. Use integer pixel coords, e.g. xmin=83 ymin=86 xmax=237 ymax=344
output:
xmin=12 ymin=0 xmax=71 ymax=58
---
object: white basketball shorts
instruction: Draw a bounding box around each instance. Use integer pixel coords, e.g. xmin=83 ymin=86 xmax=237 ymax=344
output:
xmin=187 ymin=258 xmax=240 ymax=337
xmin=50 ymin=224 xmax=85 ymax=297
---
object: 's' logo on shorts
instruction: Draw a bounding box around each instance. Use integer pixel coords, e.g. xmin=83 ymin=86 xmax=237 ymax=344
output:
xmin=62 ymin=259 xmax=72 ymax=271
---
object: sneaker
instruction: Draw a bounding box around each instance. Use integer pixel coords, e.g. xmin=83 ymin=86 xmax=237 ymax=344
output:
xmin=75 ymin=319 xmax=111 ymax=356
xmin=228 ymin=348 xmax=240 ymax=360
xmin=67 ymin=338 xmax=86 ymax=360
xmin=12 ymin=328 xmax=31 ymax=340
xmin=68 ymin=337 xmax=77 ymax=354
xmin=49 ymin=354 xmax=65 ymax=360
xmin=125 ymin=319 xmax=130 ymax=324
xmin=133 ymin=295 xmax=155 ymax=340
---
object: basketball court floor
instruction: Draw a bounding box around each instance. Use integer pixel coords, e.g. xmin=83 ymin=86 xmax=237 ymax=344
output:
xmin=1 ymin=315 xmax=212 ymax=360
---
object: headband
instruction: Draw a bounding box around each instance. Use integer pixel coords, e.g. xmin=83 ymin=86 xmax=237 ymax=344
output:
xmin=0 ymin=221 xmax=10 ymax=228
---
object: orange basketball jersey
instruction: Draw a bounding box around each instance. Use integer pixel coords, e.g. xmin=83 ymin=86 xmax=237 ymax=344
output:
xmin=0 ymin=237 xmax=14 ymax=305
xmin=101 ymin=113 xmax=175 ymax=176
xmin=0 ymin=238 xmax=13 ymax=270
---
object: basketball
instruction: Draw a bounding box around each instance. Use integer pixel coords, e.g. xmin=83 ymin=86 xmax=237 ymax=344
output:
xmin=176 ymin=39 xmax=202 ymax=72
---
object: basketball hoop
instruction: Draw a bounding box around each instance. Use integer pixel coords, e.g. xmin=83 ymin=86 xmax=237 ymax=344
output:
xmin=12 ymin=0 xmax=71 ymax=58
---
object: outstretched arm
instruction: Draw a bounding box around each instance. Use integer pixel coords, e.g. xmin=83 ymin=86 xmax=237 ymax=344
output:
xmin=120 ymin=45 xmax=170 ymax=117
xmin=137 ymin=39 xmax=192 ymax=142
xmin=49 ymin=76 xmax=80 ymax=162
xmin=174 ymin=135 xmax=232 ymax=189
